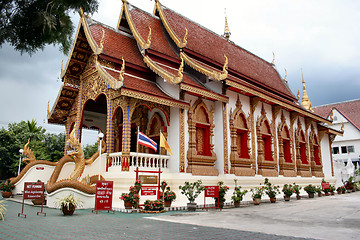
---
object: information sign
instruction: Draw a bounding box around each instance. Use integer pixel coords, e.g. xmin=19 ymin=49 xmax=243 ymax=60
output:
xmin=205 ymin=186 xmax=219 ymax=197
xmin=141 ymin=186 xmax=157 ymax=196
xmin=139 ymin=175 xmax=158 ymax=184
xmin=321 ymin=182 xmax=330 ymax=190
xmin=94 ymin=181 xmax=114 ymax=212
xmin=24 ymin=182 xmax=44 ymax=199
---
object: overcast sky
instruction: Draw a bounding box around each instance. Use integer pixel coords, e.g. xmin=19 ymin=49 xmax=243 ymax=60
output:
xmin=1 ymin=0 xmax=359 ymax=144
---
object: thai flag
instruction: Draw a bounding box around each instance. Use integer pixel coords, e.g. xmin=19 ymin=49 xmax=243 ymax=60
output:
xmin=138 ymin=131 xmax=157 ymax=152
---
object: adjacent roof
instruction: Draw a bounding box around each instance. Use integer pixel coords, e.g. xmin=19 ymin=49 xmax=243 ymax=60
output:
xmin=313 ymin=99 xmax=360 ymax=131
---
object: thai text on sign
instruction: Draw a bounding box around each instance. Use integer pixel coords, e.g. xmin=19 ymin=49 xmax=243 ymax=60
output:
xmin=321 ymin=182 xmax=330 ymax=190
xmin=95 ymin=181 xmax=113 ymax=211
xmin=24 ymin=182 xmax=44 ymax=199
xmin=205 ymin=186 xmax=219 ymax=197
xmin=141 ymin=186 xmax=157 ymax=196
xmin=139 ymin=175 xmax=158 ymax=184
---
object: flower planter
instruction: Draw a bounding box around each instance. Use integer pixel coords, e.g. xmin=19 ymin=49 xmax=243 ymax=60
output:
xmin=337 ymin=191 xmax=342 ymax=195
xmin=61 ymin=203 xmax=76 ymax=216
xmin=317 ymin=193 xmax=322 ymax=197
xmin=124 ymin=200 xmax=133 ymax=209
xmin=270 ymin=197 xmax=276 ymax=203
xmin=296 ymin=195 xmax=301 ymax=200
xmin=233 ymin=201 xmax=240 ymax=208
xmin=330 ymin=192 xmax=335 ymax=195
xmin=308 ymin=193 xmax=315 ymax=198
xmin=187 ymin=202 xmax=197 ymax=211
xmin=32 ymin=196 xmax=46 ymax=205
xmin=284 ymin=196 xmax=291 ymax=201
xmin=164 ymin=200 xmax=172 ymax=208
xmin=253 ymin=198 xmax=261 ymax=205
xmin=324 ymin=192 xmax=330 ymax=196
xmin=1 ymin=191 xmax=12 ymax=198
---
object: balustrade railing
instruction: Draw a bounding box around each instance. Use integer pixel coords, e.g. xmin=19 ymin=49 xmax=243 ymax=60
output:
xmin=108 ymin=152 xmax=169 ymax=170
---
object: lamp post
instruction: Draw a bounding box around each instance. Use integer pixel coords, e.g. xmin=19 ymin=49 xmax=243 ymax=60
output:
xmin=18 ymin=149 xmax=23 ymax=176
xmin=98 ymin=132 xmax=104 ymax=181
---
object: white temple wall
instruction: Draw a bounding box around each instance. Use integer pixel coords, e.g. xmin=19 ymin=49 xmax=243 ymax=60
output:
xmin=321 ymin=133 xmax=333 ymax=179
xmin=213 ymin=100 xmax=225 ymax=174
xmin=156 ymin=76 xmax=180 ymax=100
xmin=167 ymin=107 xmax=180 ymax=172
xmin=205 ymin=79 xmax=223 ymax=94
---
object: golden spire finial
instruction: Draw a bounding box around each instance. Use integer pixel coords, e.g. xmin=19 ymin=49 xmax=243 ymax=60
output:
xmin=47 ymin=100 xmax=50 ymax=117
xmin=284 ymin=68 xmax=287 ymax=82
xmin=301 ymin=69 xmax=313 ymax=112
xmin=297 ymin=88 xmax=300 ymax=100
xmin=272 ymin=52 xmax=275 ymax=65
xmin=224 ymin=8 xmax=231 ymax=39
xmin=183 ymin=28 xmax=188 ymax=45
xmin=341 ymin=122 xmax=344 ymax=131
xmin=79 ymin=8 xmax=84 ymax=18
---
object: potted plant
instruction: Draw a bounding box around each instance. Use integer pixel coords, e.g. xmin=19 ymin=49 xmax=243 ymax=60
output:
xmin=55 ymin=193 xmax=83 ymax=216
xmin=341 ymin=185 xmax=346 ymax=194
xmin=143 ymin=199 xmax=164 ymax=212
xmin=179 ymin=180 xmax=205 ymax=211
xmin=315 ymin=186 xmax=322 ymax=197
xmin=282 ymin=184 xmax=294 ymax=201
xmin=134 ymin=179 xmax=142 ymax=193
xmin=336 ymin=186 xmax=342 ymax=195
xmin=213 ymin=181 xmax=229 ymax=209
xmin=264 ymin=178 xmax=280 ymax=203
xmin=32 ymin=180 xmax=46 ymax=205
xmin=322 ymin=187 xmax=330 ymax=196
xmin=120 ymin=185 xmax=140 ymax=209
xmin=232 ymin=186 xmax=248 ymax=207
xmin=293 ymin=183 xmax=302 ymax=200
xmin=0 ymin=180 xmax=15 ymax=198
xmin=304 ymin=184 xmax=316 ymax=198
xmin=345 ymin=176 xmax=354 ymax=192
xmin=0 ymin=200 xmax=6 ymax=221
xmin=329 ymin=185 xmax=336 ymax=195
xmin=251 ymin=185 xmax=265 ymax=205
xmin=163 ymin=186 xmax=176 ymax=207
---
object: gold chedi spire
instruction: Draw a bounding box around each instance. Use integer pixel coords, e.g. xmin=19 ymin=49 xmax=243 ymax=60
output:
xmin=301 ymin=70 xmax=313 ymax=112
xmin=224 ymin=9 xmax=231 ymax=39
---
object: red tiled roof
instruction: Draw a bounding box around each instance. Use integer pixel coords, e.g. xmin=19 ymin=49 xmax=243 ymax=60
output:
xmin=88 ymin=21 xmax=146 ymax=68
xmin=128 ymin=6 xmax=178 ymax=60
xmin=313 ymin=99 xmax=360 ymax=131
xmin=103 ymin=67 xmax=188 ymax=107
xmin=159 ymin=5 xmax=296 ymax=101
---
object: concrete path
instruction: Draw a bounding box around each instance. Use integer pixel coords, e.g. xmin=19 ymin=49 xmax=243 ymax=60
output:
xmin=148 ymin=192 xmax=360 ymax=240
xmin=1 ymin=192 xmax=359 ymax=239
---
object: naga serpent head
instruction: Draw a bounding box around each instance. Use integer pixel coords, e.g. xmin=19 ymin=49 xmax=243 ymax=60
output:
xmin=66 ymin=124 xmax=81 ymax=157
xmin=23 ymin=138 xmax=36 ymax=163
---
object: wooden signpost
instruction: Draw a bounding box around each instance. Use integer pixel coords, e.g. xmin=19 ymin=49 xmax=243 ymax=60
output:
xmin=18 ymin=182 xmax=46 ymax=218
xmin=203 ymin=186 xmax=221 ymax=210
xmin=93 ymin=180 xmax=114 ymax=214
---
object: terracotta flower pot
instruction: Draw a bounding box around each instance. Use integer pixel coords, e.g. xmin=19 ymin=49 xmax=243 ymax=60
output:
xmin=164 ymin=200 xmax=172 ymax=207
xmin=308 ymin=193 xmax=315 ymax=198
xmin=1 ymin=191 xmax=12 ymax=198
xmin=233 ymin=201 xmax=240 ymax=208
xmin=284 ymin=196 xmax=291 ymax=201
xmin=187 ymin=202 xmax=197 ymax=211
xmin=325 ymin=192 xmax=330 ymax=196
xmin=253 ymin=198 xmax=261 ymax=205
xmin=61 ymin=203 xmax=76 ymax=216
xmin=124 ymin=200 xmax=133 ymax=209
xmin=296 ymin=195 xmax=301 ymax=200
xmin=317 ymin=193 xmax=322 ymax=197
xmin=337 ymin=191 xmax=342 ymax=195
xmin=270 ymin=197 xmax=276 ymax=203
xmin=32 ymin=196 xmax=46 ymax=205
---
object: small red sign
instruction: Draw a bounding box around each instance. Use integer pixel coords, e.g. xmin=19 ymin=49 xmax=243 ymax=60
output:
xmin=141 ymin=187 xmax=157 ymax=196
xmin=94 ymin=181 xmax=113 ymax=211
xmin=36 ymin=167 xmax=44 ymax=170
xmin=24 ymin=182 xmax=44 ymax=199
xmin=205 ymin=186 xmax=219 ymax=197
xmin=321 ymin=182 xmax=330 ymax=190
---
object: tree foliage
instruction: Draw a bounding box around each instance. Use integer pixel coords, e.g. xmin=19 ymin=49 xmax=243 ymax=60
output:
xmin=0 ymin=0 xmax=99 ymax=55
xmin=0 ymin=120 xmax=65 ymax=179
xmin=83 ymin=141 xmax=98 ymax=159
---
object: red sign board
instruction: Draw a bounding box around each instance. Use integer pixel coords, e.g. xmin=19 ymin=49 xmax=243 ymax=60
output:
xmin=205 ymin=186 xmax=219 ymax=197
xmin=321 ymin=182 xmax=330 ymax=190
xmin=94 ymin=181 xmax=113 ymax=211
xmin=141 ymin=186 xmax=157 ymax=196
xmin=24 ymin=182 xmax=44 ymax=199
xmin=36 ymin=167 xmax=44 ymax=170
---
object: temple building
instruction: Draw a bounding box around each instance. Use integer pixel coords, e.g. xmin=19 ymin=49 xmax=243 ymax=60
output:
xmin=36 ymin=0 xmax=341 ymax=207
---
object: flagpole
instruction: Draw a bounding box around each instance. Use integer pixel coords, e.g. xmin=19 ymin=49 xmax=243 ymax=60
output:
xmin=159 ymin=130 xmax=162 ymax=167
xmin=136 ymin=126 xmax=139 ymax=167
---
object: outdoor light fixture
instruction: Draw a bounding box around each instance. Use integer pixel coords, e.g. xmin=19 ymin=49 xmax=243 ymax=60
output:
xmin=18 ymin=149 xmax=23 ymax=176
xmin=98 ymin=132 xmax=104 ymax=180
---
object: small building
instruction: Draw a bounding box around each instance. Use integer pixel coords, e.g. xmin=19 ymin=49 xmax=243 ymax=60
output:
xmin=313 ymin=99 xmax=360 ymax=166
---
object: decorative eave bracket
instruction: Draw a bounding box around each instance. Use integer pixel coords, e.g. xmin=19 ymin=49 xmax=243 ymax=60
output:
xmin=95 ymin=57 xmax=125 ymax=90
xmin=143 ymin=55 xmax=183 ymax=84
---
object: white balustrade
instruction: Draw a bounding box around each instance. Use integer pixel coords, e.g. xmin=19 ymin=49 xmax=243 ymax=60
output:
xmin=108 ymin=152 xmax=169 ymax=170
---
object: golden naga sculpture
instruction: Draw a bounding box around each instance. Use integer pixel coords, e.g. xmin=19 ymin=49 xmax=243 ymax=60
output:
xmin=11 ymin=124 xmax=106 ymax=194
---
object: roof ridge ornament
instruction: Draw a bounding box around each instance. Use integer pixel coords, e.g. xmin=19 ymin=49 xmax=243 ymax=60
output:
xmin=223 ymin=8 xmax=231 ymax=39
xmin=99 ymin=28 xmax=105 ymax=53
xmin=284 ymin=68 xmax=287 ymax=82
xmin=222 ymin=54 xmax=228 ymax=75
xmin=272 ymin=52 xmax=275 ymax=65
xmin=95 ymin=57 xmax=123 ymax=89
xmin=182 ymin=28 xmax=188 ymax=46
xmin=119 ymin=57 xmax=125 ymax=80
xmin=178 ymin=56 xmax=184 ymax=78
xmin=146 ymin=26 xmax=152 ymax=47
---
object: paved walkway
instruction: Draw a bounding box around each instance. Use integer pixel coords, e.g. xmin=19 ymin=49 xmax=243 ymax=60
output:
xmin=1 ymin=192 xmax=359 ymax=239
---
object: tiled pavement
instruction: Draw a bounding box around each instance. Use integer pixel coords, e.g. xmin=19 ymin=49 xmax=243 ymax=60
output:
xmin=0 ymin=198 xmax=312 ymax=240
